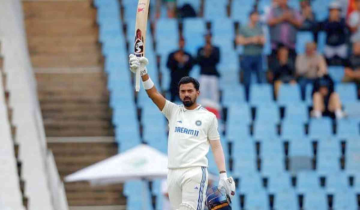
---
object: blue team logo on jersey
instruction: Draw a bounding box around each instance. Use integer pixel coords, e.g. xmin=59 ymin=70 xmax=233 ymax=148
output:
xmin=195 ymin=120 xmax=202 ymax=126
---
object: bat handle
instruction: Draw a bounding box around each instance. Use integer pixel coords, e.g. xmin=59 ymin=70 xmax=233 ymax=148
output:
xmin=135 ymin=68 xmax=141 ymax=92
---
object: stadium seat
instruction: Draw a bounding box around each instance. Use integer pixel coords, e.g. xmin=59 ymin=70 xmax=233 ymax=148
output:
xmin=267 ymin=172 xmax=292 ymax=193
xmin=204 ymin=0 xmax=228 ymax=20
xmin=281 ymin=120 xmax=306 ymax=140
xmin=317 ymin=139 xmax=341 ymax=158
xmin=303 ymin=191 xmax=327 ymax=209
xmin=231 ymin=1 xmax=253 ymax=24
xmin=345 ymin=141 xmax=360 ymax=174
xmin=354 ymin=173 xmax=360 ymax=191
xmin=289 ymin=139 xmax=312 ymax=157
xmin=260 ymin=140 xmax=284 ymax=159
xmin=335 ymin=83 xmax=358 ymax=103
xmin=255 ymin=103 xmax=280 ymax=124
xmin=261 ymin=155 xmax=285 ymax=176
xmin=328 ymin=66 xmax=345 ymax=83
xmin=305 ymin=83 xmax=314 ymax=105
xmin=333 ymin=190 xmax=358 ymax=210
xmin=253 ymin=121 xmax=278 ymax=140
xmin=273 ymin=189 xmax=298 ymax=209
xmin=244 ymin=191 xmax=270 ymax=210
xmin=238 ymin=173 xmax=264 ymax=194
xmin=326 ymin=172 xmax=349 ymax=193
xmin=284 ymin=101 xmax=308 ymax=120
xmin=211 ymin=18 xmax=235 ymax=38
xmin=233 ymin=139 xmax=256 ymax=160
xmin=296 ymin=32 xmax=314 ymax=54
xmin=222 ymin=86 xmax=245 ymax=106
xmin=296 ymin=172 xmax=321 ymax=193
xmin=249 ymin=84 xmax=273 ymax=105
xmin=277 ymin=83 xmax=302 ymax=105
xmin=233 ymin=157 xmax=258 ymax=176
xmin=155 ymin=19 xmax=179 ymax=41
xmin=308 ymin=118 xmax=333 ymax=139
xmin=317 ymin=154 xmax=341 ymax=175
xmin=336 ymin=119 xmax=359 ymax=139
xmin=227 ymin=123 xmax=251 ymax=142
xmin=317 ymin=32 xmax=326 ymax=52
xmin=343 ymin=102 xmax=360 ymax=122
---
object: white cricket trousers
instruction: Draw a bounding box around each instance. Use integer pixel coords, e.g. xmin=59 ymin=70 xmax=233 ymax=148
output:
xmin=167 ymin=166 xmax=208 ymax=210
xmin=199 ymin=75 xmax=219 ymax=103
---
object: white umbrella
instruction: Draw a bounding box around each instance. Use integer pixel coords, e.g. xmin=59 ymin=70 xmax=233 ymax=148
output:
xmin=65 ymin=144 xmax=168 ymax=185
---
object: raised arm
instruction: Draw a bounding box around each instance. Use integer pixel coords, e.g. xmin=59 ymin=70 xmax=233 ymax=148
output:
xmin=129 ymin=54 xmax=166 ymax=111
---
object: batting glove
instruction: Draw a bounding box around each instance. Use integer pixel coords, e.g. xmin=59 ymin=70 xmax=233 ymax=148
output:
xmin=218 ymin=173 xmax=236 ymax=201
xmin=129 ymin=54 xmax=148 ymax=76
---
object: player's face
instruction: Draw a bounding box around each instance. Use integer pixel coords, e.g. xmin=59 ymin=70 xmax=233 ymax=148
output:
xmin=179 ymin=83 xmax=199 ymax=107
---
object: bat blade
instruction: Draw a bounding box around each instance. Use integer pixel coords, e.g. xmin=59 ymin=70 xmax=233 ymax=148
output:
xmin=134 ymin=0 xmax=150 ymax=92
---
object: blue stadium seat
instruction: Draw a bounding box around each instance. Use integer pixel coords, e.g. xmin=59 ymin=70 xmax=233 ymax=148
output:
xmin=183 ymin=18 xmax=206 ymax=37
xmin=238 ymin=173 xmax=264 ymax=194
xmin=281 ymin=120 xmax=306 ymax=140
xmin=204 ymin=0 xmax=227 ymax=20
xmin=233 ymin=140 xmax=256 ymax=160
xmin=249 ymin=84 xmax=273 ymax=105
xmin=289 ymin=139 xmax=312 ymax=157
xmin=94 ymin=0 xmax=119 ymax=8
xmin=336 ymin=119 xmax=359 ymax=139
xmin=267 ymin=172 xmax=292 ymax=193
xmin=253 ymin=121 xmax=278 ymax=140
xmin=97 ymin=7 xmax=121 ymax=25
xmin=328 ymin=66 xmax=345 ymax=83
xmin=345 ymin=141 xmax=360 ymax=174
xmin=354 ymin=173 xmax=360 ymax=191
xmin=244 ymin=191 xmax=270 ymax=210
xmin=317 ymin=154 xmax=341 ymax=176
xmin=233 ymin=157 xmax=257 ymax=176
xmin=273 ymin=189 xmax=298 ymax=209
xmin=303 ymin=191 xmax=327 ymax=209
xmin=227 ymin=103 xmax=251 ymax=124
xmin=260 ymin=140 xmax=284 ymax=159
xmin=333 ymin=190 xmax=358 ymax=210
xmin=296 ymin=172 xmax=321 ymax=193
xmin=222 ymin=86 xmax=245 ymax=106
xmin=326 ymin=172 xmax=349 ymax=193
xmin=123 ymin=3 xmax=138 ymax=21
xmin=212 ymin=36 xmax=234 ymax=55
xmin=317 ymin=139 xmax=341 ymax=158
xmin=261 ymin=155 xmax=285 ymax=176
xmin=231 ymin=1 xmax=253 ymax=24
xmin=155 ymin=19 xmax=179 ymax=41
xmin=124 ymin=180 xmax=143 ymax=196
xmin=296 ymin=32 xmax=314 ymax=54
xmin=211 ymin=18 xmax=234 ymax=38
xmin=99 ymin=22 xmax=122 ymax=43
xmin=335 ymin=83 xmax=358 ymax=103
xmin=344 ymin=102 xmax=360 ymax=122
xmin=308 ymin=118 xmax=333 ymax=139
xmin=255 ymin=103 xmax=280 ymax=124
xmin=231 ymin=193 xmax=241 ymax=210
xmin=283 ymin=103 xmax=308 ymax=122
xmin=305 ymin=83 xmax=314 ymax=105
xmin=226 ymin=123 xmax=251 ymax=142
xmin=277 ymin=83 xmax=302 ymax=105
xmin=102 ymin=37 xmax=126 ymax=56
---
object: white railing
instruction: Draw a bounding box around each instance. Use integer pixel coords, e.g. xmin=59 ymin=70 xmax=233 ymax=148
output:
xmin=0 ymin=0 xmax=68 ymax=210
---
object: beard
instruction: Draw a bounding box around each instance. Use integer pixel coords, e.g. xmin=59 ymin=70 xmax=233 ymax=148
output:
xmin=182 ymin=96 xmax=195 ymax=107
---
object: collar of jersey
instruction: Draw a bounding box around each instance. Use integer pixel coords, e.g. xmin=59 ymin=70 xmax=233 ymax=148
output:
xmin=181 ymin=104 xmax=202 ymax=112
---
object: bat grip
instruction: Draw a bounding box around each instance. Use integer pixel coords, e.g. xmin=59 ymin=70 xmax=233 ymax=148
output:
xmin=135 ymin=68 xmax=141 ymax=92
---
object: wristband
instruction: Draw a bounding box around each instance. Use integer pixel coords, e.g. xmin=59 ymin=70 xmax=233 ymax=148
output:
xmin=142 ymin=78 xmax=154 ymax=90
xmin=219 ymin=173 xmax=227 ymax=180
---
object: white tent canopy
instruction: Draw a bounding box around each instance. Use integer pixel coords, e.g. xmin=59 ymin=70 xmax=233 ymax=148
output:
xmin=65 ymin=144 xmax=168 ymax=186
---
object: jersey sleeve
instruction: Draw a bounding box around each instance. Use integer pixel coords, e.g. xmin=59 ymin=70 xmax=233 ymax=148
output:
xmin=161 ymin=100 xmax=178 ymax=120
xmin=207 ymin=115 xmax=220 ymax=141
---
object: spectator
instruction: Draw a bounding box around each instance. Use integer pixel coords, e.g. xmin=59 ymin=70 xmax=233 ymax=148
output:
xmin=322 ymin=1 xmax=348 ymax=65
xmin=197 ymin=33 xmax=220 ymax=104
xmin=344 ymin=42 xmax=360 ymax=97
xmin=348 ymin=0 xmax=360 ymax=43
xmin=296 ymin=42 xmax=327 ymax=100
xmin=166 ymin=37 xmax=195 ymax=101
xmin=267 ymin=0 xmax=303 ymax=58
xmin=311 ymin=74 xmax=345 ymax=119
xmin=237 ymin=10 xmax=266 ymax=101
xmin=269 ymin=45 xmax=297 ymax=98
xmin=299 ymin=0 xmax=318 ymax=33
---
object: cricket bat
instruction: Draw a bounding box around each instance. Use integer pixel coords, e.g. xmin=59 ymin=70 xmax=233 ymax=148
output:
xmin=134 ymin=0 xmax=150 ymax=92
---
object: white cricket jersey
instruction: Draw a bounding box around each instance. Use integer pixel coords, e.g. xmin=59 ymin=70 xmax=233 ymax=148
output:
xmin=161 ymin=100 xmax=220 ymax=169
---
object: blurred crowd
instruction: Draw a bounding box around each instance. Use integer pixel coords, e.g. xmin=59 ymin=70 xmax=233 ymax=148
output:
xmin=158 ymin=0 xmax=360 ymax=120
